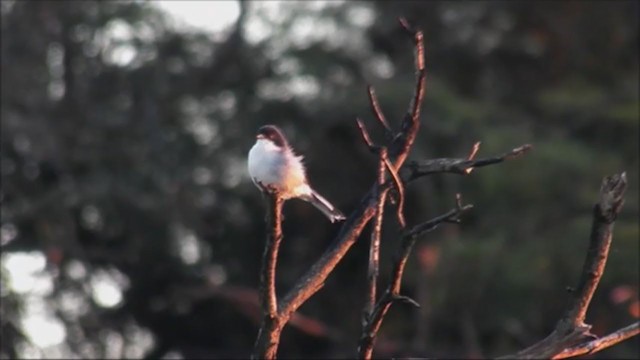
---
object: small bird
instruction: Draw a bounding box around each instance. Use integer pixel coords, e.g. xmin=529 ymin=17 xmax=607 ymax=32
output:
xmin=248 ymin=125 xmax=346 ymax=223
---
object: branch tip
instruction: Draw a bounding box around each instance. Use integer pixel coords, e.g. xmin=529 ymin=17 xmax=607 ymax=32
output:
xmin=406 ymin=142 xmax=533 ymax=180
xmin=598 ymin=171 xmax=627 ymax=219
xmin=398 ymin=17 xmax=412 ymax=33
xmin=465 ymin=142 xmax=481 ymax=174
xmin=508 ymin=143 xmax=533 ymax=158
xmin=356 ymin=117 xmax=378 ymax=152
xmin=367 ymin=85 xmax=392 ymax=135
xmin=392 ymin=294 xmax=421 ymax=308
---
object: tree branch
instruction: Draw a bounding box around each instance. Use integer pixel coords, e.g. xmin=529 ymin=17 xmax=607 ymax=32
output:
xmin=404 ymin=144 xmax=532 ymax=182
xmin=464 ymin=141 xmax=482 ymax=174
xmin=262 ymin=194 xmax=284 ymax=317
xmin=499 ymin=172 xmax=632 ymax=359
xmin=564 ymin=172 xmax=627 ymax=328
xmin=364 ymin=148 xmax=391 ymax=329
xmin=553 ymin=321 xmax=640 ymax=359
xmin=367 ymin=85 xmax=393 ymax=138
xmin=388 ymin=18 xmax=426 ymax=170
xmin=252 ymin=192 xmax=285 ymax=359
xmin=356 ymin=117 xmax=379 ymax=152
xmin=358 ymin=195 xmax=473 ymax=358
xmin=405 ymin=194 xmax=474 ymax=239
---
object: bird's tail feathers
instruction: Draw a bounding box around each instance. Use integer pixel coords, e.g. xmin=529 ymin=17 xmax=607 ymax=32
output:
xmin=301 ymin=190 xmax=346 ymax=223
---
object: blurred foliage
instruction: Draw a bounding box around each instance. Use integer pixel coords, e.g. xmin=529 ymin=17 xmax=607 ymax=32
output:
xmin=1 ymin=0 xmax=638 ymax=359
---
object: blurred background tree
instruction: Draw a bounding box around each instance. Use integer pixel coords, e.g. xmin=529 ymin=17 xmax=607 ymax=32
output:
xmin=1 ymin=0 xmax=637 ymax=358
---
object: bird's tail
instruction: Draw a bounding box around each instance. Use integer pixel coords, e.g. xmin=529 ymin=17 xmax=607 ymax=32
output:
xmin=301 ymin=190 xmax=346 ymax=223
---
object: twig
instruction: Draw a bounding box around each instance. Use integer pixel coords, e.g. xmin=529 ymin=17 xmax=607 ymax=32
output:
xmin=356 ymin=117 xmax=378 ymax=152
xmin=499 ymin=172 xmax=630 ymax=359
xmin=404 ymin=144 xmax=532 ymax=181
xmin=553 ymin=321 xmax=640 ymax=359
xmin=398 ymin=18 xmax=425 ymax=72
xmin=388 ymin=17 xmax=426 ymax=170
xmin=252 ymin=192 xmax=285 ymax=359
xmin=356 ymin=117 xmax=405 ymax=229
xmin=367 ymin=85 xmax=393 ymax=137
xmin=364 ymin=148 xmax=391 ymax=328
xmin=464 ymin=141 xmax=481 ymax=174
xmin=358 ymin=195 xmax=473 ymax=359
xmin=405 ymin=195 xmax=473 ymax=239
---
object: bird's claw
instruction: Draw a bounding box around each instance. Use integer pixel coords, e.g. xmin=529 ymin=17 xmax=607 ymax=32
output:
xmin=255 ymin=180 xmax=280 ymax=196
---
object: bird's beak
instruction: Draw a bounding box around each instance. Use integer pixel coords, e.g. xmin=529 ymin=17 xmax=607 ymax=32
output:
xmin=256 ymin=134 xmax=265 ymax=139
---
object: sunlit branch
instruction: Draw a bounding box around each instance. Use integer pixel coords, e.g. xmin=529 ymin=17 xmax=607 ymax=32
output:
xmin=553 ymin=321 xmax=640 ymax=359
xmin=363 ymin=148 xmax=390 ymax=330
xmin=404 ymin=144 xmax=532 ymax=181
xmin=499 ymin=172 xmax=632 ymax=359
xmin=358 ymin=194 xmax=473 ymax=359
xmin=252 ymin=191 xmax=285 ymax=360
xmin=367 ymin=85 xmax=393 ymax=137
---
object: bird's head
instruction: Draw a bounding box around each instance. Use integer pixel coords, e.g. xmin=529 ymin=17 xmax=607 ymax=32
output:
xmin=256 ymin=125 xmax=288 ymax=148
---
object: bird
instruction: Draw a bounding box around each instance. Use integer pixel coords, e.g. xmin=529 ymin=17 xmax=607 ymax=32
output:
xmin=247 ymin=125 xmax=346 ymax=223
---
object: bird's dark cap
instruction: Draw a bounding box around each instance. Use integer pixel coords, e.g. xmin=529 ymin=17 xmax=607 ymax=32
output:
xmin=257 ymin=125 xmax=288 ymax=148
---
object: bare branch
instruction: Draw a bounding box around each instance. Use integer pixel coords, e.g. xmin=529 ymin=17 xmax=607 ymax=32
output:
xmin=464 ymin=141 xmax=481 ymax=174
xmin=404 ymin=144 xmax=532 ymax=181
xmin=279 ymin=197 xmax=380 ymax=320
xmin=398 ymin=17 xmax=425 ymax=71
xmin=358 ymin=195 xmax=473 ymax=359
xmin=405 ymin=196 xmax=473 ymax=239
xmin=356 ymin=117 xmax=378 ymax=152
xmin=364 ymin=148 xmax=391 ymax=327
xmin=391 ymin=294 xmax=421 ymax=308
xmin=564 ymin=172 xmax=627 ymax=328
xmin=262 ymin=194 xmax=283 ymax=317
xmin=553 ymin=321 xmax=640 ymax=359
xmin=398 ymin=17 xmax=413 ymax=34
xmin=367 ymin=85 xmax=393 ymax=136
xmin=252 ymin=192 xmax=285 ymax=359
xmin=252 ymin=318 xmax=285 ymax=360
xmin=389 ymin=17 xmax=426 ymax=169
xmin=499 ymin=172 xmax=631 ymax=359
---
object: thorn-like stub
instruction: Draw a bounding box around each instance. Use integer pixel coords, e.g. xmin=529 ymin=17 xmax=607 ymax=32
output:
xmin=398 ymin=17 xmax=412 ymax=33
xmin=391 ymin=294 xmax=421 ymax=308
xmin=455 ymin=193 xmax=463 ymax=209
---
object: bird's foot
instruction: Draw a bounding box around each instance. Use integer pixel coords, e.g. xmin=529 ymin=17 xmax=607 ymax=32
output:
xmin=265 ymin=184 xmax=280 ymax=195
xmin=256 ymin=180 xmax=281 ymax=197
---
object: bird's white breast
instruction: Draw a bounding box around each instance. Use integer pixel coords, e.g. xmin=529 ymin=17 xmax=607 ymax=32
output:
xmin=248 ymin=139 xmax=281 ymax=185
xmin=248 ymin=139 xmax=308 ymax=198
